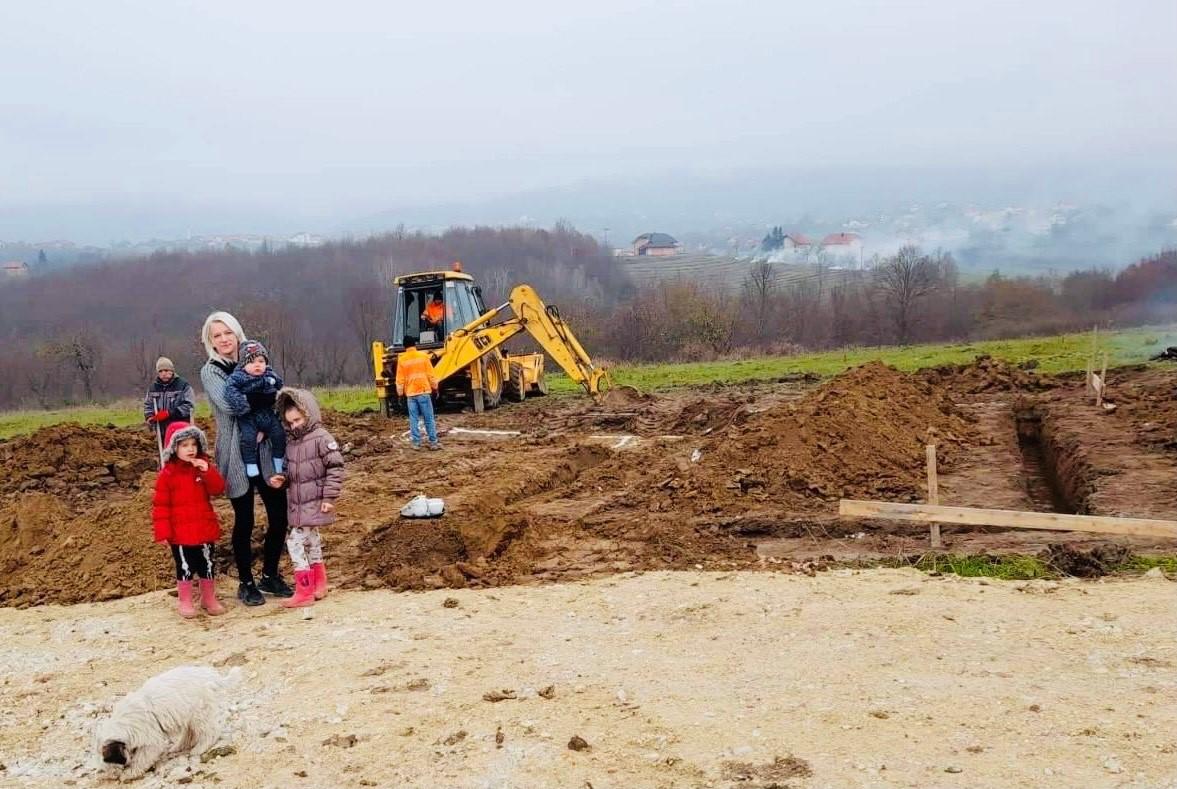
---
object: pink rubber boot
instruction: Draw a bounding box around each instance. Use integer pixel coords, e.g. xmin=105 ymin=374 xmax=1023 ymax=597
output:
xmin=282 ymin=570 xmax=315 ymax=608
xmin=311 ymin=563 xmax=328 ymax=600
xmin=176 ymin=581 xmax=198 ymax=619
xmin=199 ymin=579 xmax=227 ymax=616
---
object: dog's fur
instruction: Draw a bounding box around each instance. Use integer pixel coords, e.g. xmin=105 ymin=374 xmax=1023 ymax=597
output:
xmin=96 ymin=665 xmax=240 ymax=780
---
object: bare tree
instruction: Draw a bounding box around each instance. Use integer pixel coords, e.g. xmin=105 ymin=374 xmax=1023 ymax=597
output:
xmin=344 ymin=284 xmax=389 ymax=362
xmin=742 ymin=260 xmax=776 ymax=339
xmin=874 ymin=246 xmax=940 ymax=345
xmin=42 ymin=333 xmax=102 ymax=401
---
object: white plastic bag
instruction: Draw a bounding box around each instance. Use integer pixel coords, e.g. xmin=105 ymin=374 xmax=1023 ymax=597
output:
xmin=400 ymin=495 xmax=429 ymax=518
xmin=400 ymin=494 xmax=445 ymax=518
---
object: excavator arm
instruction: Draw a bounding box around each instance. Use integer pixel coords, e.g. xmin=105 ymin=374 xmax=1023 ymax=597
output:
xmin=432 ymin=285 xmax=609 ymax=394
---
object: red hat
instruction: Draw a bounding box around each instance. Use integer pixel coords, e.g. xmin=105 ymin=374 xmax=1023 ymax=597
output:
xmin=162 ymin=421 xmax=209 ymax=461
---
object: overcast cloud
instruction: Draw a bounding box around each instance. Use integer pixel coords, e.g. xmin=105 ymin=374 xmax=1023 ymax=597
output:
xmin=1 ymin=0 xmax=1174 ymax=241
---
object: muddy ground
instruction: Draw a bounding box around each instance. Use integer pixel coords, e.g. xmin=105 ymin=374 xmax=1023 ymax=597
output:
xmin=3 ymin=358 xmax=1177 ymax=608
xmin=2 ymin=358 xmax=1177 ymax=788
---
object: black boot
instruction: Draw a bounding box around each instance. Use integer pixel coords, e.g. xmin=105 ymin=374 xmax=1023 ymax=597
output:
xmin=258 ymin=573 xmax=293 ymax=597
xmin=237 ymin=580 xmax=265 ymax=606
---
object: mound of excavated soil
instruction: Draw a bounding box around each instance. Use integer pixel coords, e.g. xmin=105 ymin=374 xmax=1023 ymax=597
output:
xmin=0 ymin=486 xmax=177 ymax=607
xmin=0 ymin=422 xmax=157 ymax=499
xmin=920 ymin=354 xmax=1055 ymax=394
xmin=666 ymin=362 xmax=978 ymax=514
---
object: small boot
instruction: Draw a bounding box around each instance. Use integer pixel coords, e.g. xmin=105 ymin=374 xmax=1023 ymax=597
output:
xmin=199 ymin=579 xmax=227 ymax=616
xmin=176 ymin=580 xmax=198 ymax=619
xmin=311 ymin=563 xmax=328 ymax=600
xmin=282 ymin=569 xmax=315 ymax=608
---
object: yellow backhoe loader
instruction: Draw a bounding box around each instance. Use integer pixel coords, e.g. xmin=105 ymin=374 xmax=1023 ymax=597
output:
xmin=370 ymin=264 xmax=609 ymax=416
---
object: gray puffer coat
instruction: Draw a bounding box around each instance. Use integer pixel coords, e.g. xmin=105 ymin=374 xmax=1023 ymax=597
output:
xmin=275 ymin=387 xmax=345 ymax=528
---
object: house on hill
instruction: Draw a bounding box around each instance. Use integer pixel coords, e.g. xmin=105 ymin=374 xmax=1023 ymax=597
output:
xmin=632 ymin=232 xmax=680 ymax=257
xmin=1 ymin=260 xmax=30 ymax=280
xmin=820 ymin=232 xmax=862 ymax=264
xmin=784 ymin=233 xmax=812 ymax=249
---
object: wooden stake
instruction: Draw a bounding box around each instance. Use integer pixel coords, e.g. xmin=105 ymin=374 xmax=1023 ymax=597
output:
xmin=926 ymin=443 xmax=941 ymax=548
xmin=1097 ymin=350 xmax=1109 ymax=407
xmin=1087 ymin=325 xmax=1098 ymax=393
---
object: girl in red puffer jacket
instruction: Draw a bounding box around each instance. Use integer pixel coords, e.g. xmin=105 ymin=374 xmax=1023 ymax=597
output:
xmin=152 ymin=421 xmax=228 ymax=618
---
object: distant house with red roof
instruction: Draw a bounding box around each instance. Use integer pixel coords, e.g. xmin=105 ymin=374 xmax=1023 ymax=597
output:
xmin=1 ymin=260 xmax=29 ymax=281
xmin=819 ymin=232 xmax=862 ymax=263
xmin=784 ymin=233 xmax=812 ymax=249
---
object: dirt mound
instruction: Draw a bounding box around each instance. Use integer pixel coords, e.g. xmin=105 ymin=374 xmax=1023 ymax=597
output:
xmin=1041 ymin=542 xmax=1132 ymax=577
xmin=598 ymin=385 xmax=652 ymax=409
xmin=920 ymin=354 xmax=1055 ymax=394
xmin=0 ymin=422 xmax=157 ymax=499
xmin=0 ymin=485 xmax=175 ymax=607
xmin=664 ymin=362 xmax=977 ymax=515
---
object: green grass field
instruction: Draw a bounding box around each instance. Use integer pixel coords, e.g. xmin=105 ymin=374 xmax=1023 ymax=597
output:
xmin=3 ymin=325 xmax=1175 ymax=440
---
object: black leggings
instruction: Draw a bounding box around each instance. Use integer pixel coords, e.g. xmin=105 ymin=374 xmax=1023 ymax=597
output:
xmin=171 ymin=543 xmax=215 ymax=581
xmin=230 ymin=479 xmax=289 ymax=583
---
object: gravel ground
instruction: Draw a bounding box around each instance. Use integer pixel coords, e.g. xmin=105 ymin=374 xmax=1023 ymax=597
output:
xmin=1 ymin=568 xmax=1175 ymax=789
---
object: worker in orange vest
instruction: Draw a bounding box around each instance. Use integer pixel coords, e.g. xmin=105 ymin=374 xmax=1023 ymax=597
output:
xmin=395 ymin=336 xmax=441 ymax=450
xmin=421 ymin=293 xmax=445 ymax=332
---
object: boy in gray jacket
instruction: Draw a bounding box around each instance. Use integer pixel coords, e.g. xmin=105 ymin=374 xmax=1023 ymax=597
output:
xmin=271 ymin=387 xmax=344 ymax=607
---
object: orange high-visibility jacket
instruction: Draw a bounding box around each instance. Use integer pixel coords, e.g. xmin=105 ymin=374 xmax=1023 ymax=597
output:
xmin=396 ymin=348 xmax=439 ymax=397
xmin=423 ymin=302 xmax=444 ymax=324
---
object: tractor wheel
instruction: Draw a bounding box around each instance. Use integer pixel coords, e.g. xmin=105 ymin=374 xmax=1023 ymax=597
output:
xmin=504 ymin=361 xmax=527 ymax=402
xmin=482 ymin=354 xmax=504 ymax=409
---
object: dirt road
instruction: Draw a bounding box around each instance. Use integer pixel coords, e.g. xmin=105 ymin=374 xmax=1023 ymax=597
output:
xmin=2 ymin=569 xmax=1175 ymax=789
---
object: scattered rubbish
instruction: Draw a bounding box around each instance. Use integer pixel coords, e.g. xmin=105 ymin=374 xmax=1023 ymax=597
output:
xmin=400 ymin=494 xmax=445 ymax=519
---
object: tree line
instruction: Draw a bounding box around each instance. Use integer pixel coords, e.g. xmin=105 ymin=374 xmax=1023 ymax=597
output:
xmin=0 ymin=225 xmax=1173 ymax=409
xmin=571 ymin=247 xmax=1177 ymax=363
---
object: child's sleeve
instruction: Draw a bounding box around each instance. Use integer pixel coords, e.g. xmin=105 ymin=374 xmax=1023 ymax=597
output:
xmin=319 ymin=431 xmax=346 ymax=500
xmin=151 ymin=470 xmax=173 ymax=543
xmin=202 ymin=463 xmax=226 ymax=497
xmin=267 ymin=368 xmax=284 ymax=391
xmin=176 ymin=383 xmax=196 ymax=422
xmin=222 ymin=371 xmax=252 ymax=416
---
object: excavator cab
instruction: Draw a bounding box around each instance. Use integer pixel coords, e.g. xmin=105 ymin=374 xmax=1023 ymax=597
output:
xmin=391 ymin=275 xmax=486 ymax=350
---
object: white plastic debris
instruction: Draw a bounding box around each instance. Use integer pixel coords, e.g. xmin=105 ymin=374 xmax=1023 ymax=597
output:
xmin=400 ymin=494 xmax=445 ymax=518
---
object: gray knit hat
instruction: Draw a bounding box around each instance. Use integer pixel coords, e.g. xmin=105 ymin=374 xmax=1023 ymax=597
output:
xmin=155 ymin=356 xmax=175 ymax=373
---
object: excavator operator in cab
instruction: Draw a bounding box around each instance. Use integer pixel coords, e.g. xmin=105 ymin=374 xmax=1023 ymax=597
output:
xmin=421 ymin=293 xmax=445 ymax=332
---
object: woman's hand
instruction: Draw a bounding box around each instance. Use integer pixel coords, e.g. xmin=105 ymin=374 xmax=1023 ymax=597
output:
xmin=190 ymin=458 xmax=209 ymax=472
xmin=256 ymin=432 xmax=266 ymax=443
xmin=320 ymin=501 xmax=335 ymax=514
xmin=268 ymin=474 xmax=286 ymax=489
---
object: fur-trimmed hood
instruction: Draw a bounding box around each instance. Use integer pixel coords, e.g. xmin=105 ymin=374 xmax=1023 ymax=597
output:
xmin=275 ymin=387 xmax=321 ymax=439
xmin=162 ymin=421 xmax=209 ymax=461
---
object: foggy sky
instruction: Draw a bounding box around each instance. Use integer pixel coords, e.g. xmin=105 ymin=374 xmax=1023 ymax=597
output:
xmin=2 ymin=0 xmax=1175 ymax=242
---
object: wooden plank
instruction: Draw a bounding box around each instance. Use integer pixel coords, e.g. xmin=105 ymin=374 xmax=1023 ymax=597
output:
xmin=925 ymin=443 xmax=941 ymax=548
xmin=839 ymin=499 xmax=1177 ymax=539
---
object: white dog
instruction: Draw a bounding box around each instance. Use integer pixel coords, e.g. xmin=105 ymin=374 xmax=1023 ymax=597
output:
xmin=96 ymin=665 xmax=240 ymax=780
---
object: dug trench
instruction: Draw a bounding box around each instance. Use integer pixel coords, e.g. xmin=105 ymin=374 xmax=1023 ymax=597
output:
xmin=2 ymin=359 xmax=1177 ymax=608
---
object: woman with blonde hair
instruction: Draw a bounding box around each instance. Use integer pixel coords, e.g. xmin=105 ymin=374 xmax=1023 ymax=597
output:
xmin=199 ymin=311 xmax=293 ymax=605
